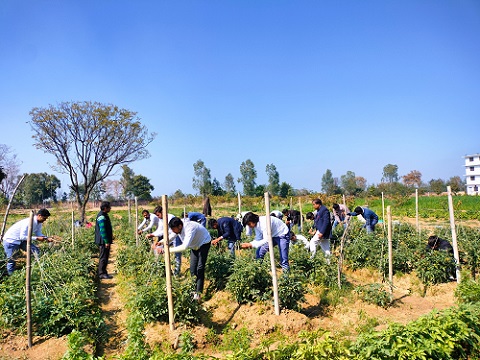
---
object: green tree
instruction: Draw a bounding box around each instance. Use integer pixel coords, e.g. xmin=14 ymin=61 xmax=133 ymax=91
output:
xmin=238 ymin=159 xmax=257 ymax=196
xmin=446 ymin=176 xmax=464 ymax=195
xmin=131 ymin=174 xmax=154 ymax=200
xmin=212 ymin=178 xmax=225 ymax=196
xmin=192 ymin=159 xmax=213 ymax=196
xmin=340 ymin=171 xmax=357 ymax=195
xmin=321 ymin=169 xmax=340 ymax=195
xmin=429 ymin=178 xmax=446 ymax=195
xmin=17 ymin=173 xmax=61 ymax=206
xmin=121 ymin=165 xmax=136 ymax=199
xmin=224 ymin=173 xmax=236 ymax=196
xmin=382 ymin=164 xmax=399 ymax=183
xmin=279 ymin=182 xmax=294 ymax=198
xmin=255 ymin=184 xmax=266 ymax=197
xmin=265 ymin=163 xmax=280 ymax=196
xmin=30 ymin=101 xmax=155 ymax=222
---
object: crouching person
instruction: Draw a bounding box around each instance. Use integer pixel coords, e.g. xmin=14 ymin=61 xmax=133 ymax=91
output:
xmin=240 ymin=212 xmax=290 ymax=272
xmin=168 ymin=217 xmax=211 ymax=301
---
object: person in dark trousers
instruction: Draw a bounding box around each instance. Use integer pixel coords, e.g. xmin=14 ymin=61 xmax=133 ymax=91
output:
xmin=348 ymin=206 xmax=379 ymax=234
xmin=202 ymin=196 xmax=212 ymax=216
xmin=95 ymin=201 xmax=113 ymax=279
xmin=169 ymin=217 xmax=211 ymax=301
xmin=309 ymin=199 xmax=332 ymax=258
xmin=209 ymin=217 xmax=243 ymax=257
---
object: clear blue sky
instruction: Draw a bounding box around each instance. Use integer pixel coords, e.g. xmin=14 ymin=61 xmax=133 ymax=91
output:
xmin=1 ymin=1 xmax=479 ymax=196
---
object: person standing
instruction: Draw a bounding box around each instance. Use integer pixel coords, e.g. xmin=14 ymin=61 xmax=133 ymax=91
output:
xmin=348 ymin=206 xmax=379 ymax=234
xmin=137 ymin=209 xmax=159 ymax=234
xmin=309 ymin=199 xmax=332 ymax=258
xmin=3 ymin=208 xmax=53 ymax=275
xmin=202 ymin=196 xmax=212 ymax=217
xmin=209 ymin=217 xmax=243 ymax=257
xmin=168 ymin=217 xmax=212 ymax=301
xmin=95 ymin=201 xmax=113 ymax=279
xmin=240 ymin=212 xmax=290 ymax=272
xmin=332 ymin=203 xmax=350 ymax=229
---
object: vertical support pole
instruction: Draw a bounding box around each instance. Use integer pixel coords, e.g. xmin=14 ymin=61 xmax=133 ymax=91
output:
xmin=298 ymin=198 xmax=303 ymax=232
xmin=128 ymin=198 xmax=131 ymax=224
xmin=162 ymin=195 xmax=175 ymax=331
xmin=447 ymin=186 xmax=461 ymax=283
xmin=264 ymin=192 xmax=280 ymax=315
xmin=135 ymin=197 xmax=139 ymax=246
xmin=237 ymin=192 xmax=241 ymax=216
xmin=381 ymin=192 xmax=386 ymax=234
xmin=415 ymin=189 xmax=419 ymax=235
xmin=387 ymin=206 xmax=393 ymax=294
xmin=71 ymin=211 xmax=75 ymax=248
xmin=26 ymin=210 xmax=34 ymax=348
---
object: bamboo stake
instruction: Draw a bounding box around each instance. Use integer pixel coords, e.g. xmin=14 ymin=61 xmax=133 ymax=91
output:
xmin=337 ymin=219 xmax=351 ymax=289
xmin=26 ymin=210 xmax=34 ymax=348
xmin=71 ymin=211 xmax=75 ymax=248
xmin=135 ymin=197 xmax=139 ymax=247
xmin=128 ymin=198 xmax=131 ymax=224
xmin=415 ymin=189 xmax=419 ymax=235
xmin=264 ymin=192 xmax=280 ymax=315
xmin=381 ymin=192 xmax=386 ymax=234
xmin=447 ymin=186 xmax=461 ymax=283
xmin=1 ymin=174 xmax=26 ymax=242
xmin=387 ymin=206 xmax=393 ymax=294
xmin=237 ymin=192 xmax=241 ymax=216
xmin=162 ymin=195 xmax=175 ymax=331
xmin=298 ymin=198 xmax=303 ymax=232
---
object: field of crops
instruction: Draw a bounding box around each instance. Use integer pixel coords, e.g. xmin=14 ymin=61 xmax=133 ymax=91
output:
xmin=1 ymin=195 xmax=480 ymax=359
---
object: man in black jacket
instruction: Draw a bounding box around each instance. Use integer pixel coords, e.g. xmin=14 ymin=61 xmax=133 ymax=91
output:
xmin=209 ymin=217 xmax=243 ymax=257
xmin=95 ymin=201 xmax=113 ymax=279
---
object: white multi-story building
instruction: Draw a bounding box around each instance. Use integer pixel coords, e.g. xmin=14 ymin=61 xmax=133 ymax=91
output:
xmin=464 ymin=154 xmax=480 ymax=195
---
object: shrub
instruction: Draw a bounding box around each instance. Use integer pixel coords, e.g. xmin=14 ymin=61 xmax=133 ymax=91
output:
xmin=278 ymin=270 xmax=306 ymax=311
xmin=456 ymin=278 xmax=480 ymax=304
xmin=354 ymin=283 xmax=391 ymax=308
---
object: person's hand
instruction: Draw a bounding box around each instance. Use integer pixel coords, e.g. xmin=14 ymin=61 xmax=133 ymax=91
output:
xmin=211 ymin=238 xmax=220 ymax=246
xmin=137 ymin=230 xmax=142 ymax=235
xmin=146 ymin=233 xmax=153 ymax=239
xmin=240 ymin=242 xmax=252 ymax=249
xmin=105 ymin=243 xmax=111 ymax=248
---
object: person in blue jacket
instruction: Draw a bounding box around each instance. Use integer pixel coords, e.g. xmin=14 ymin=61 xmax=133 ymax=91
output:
xmin=309 ymin=198 xmax=332 ymax=258
xmin=348 ymin=206 xmax=379 ymax=234
xmin=182 ymin=211 xmax=207 ymax=227
xmin=209 ymin=217 xmax=243 ymax=257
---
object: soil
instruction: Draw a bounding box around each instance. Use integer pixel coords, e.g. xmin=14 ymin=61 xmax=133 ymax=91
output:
xmin=0 ymin=217 xmax=462 ymax=359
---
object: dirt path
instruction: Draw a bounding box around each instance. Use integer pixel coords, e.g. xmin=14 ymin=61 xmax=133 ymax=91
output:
xmin=95 ymin=244 xmax=128 ymax=358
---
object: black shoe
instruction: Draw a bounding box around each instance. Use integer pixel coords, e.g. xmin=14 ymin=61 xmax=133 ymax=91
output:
xmin=99 ymin=274 xmax=113 ymax=279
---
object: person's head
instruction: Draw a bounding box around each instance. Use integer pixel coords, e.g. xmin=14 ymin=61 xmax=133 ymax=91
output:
xmin=270 ymin=212 xmax=282 ymax=219
xmin=312 ymin=198 xmax=322 ymax=210
xmin=153 ymin=206 xmax=163 ymax=218
xmin=305 ymin=212 xmax=314 ymax=220
xmin=142 ymin=210 xmax=150 ymax=219
xmin=427 ymin=235 xmax=439 ymax=249
xmin=282 ymin=209 xmax=289 ymax=215
xmin=333 ymin=203 xmax=340 ymax=211
xmin=36 ymin=208 xmax=51 ymax=223
xmin=354 ymin=206 xmax=363 ymax=215
xmin=243 ymin=212 xmax=259 ymax=228
xmin=169 ymin=217 xmax=184 ymax=234
xmin=208 ymin=218 xmax=218 ymax=229
xmin=100 ymin=201 xmax=111 ymax=212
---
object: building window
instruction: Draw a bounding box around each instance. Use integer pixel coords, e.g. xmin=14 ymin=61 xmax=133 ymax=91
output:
xmin=471 ymin=176 xmax=475 ymax=181
xmin=475 ymin=185 xmax=479 ymax=192
xmin=469 ymin=157 xmax=474 ymax=161
xmin=470 ymin=167 xmax=475 ymax=171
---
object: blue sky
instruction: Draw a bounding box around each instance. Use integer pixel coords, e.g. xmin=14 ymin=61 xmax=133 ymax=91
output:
xmin=1 ymin=1 xmax=479 ymax=197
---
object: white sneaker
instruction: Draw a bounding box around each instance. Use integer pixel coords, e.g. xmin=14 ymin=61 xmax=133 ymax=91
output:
xmin=193 ymin=293 xmax=200 ymax=301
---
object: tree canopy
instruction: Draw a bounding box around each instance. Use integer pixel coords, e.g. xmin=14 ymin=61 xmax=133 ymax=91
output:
xmin=29 ymin=101 xmax=156 ymax=221
xmin=238 ymin=159 xmax=257 ymax=196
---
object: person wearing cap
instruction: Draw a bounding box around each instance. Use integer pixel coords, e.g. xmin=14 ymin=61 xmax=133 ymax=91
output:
xmin=348 ymin=206 xmax=378 ymax=234
xmin=2 ymin=208 xmax=53 ymax=275
xmin=95 ymin=201 xmax=114 ymax=279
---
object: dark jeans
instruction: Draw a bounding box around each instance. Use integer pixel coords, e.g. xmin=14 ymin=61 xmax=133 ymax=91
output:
xmin=98 ymin=244 xmax=111 ymax=276
xmin=258 ymin=233 xmax=290 ymax=271
xmin=190 ymin=242 xmax=211 ymax=293
xmin=4 ymin=241 xmax=40 ymax=275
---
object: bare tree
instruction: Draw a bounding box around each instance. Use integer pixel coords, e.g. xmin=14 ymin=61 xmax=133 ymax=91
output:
xmin=0 ymin=144 xmax=21 ymax=199
xmin=29 ymin=101 xmax=156 ymax=221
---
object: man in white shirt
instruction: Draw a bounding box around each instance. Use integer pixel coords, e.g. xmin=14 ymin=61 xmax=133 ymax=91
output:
xmin=137 ymin=209 xmax=159 ymax=234
xmin=169 ymin=217 xmax=211 ymax=301
xmin=240 ymin=212 xmax=290 ymax=272
xmin=3 ymin=208 xmax=53 ymax=275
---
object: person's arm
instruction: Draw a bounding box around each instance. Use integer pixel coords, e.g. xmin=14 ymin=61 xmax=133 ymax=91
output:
xmin=137 ymin=218 xmax=147 ymax=231
xmin=170 ymin=226 xmax=194 ymax=253
xmin=142 ymin=215 xmax=157 ymax=232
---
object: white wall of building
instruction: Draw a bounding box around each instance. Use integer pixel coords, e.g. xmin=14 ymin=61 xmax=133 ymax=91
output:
xmin=465 ymin=154 xmax=480 ymax=195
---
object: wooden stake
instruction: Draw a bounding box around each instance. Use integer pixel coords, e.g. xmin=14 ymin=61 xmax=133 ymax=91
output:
xmin=128 ymin=198 xmax=131 ymax=224
xmin=26 ymin=210 xmax=34 ymax=348
xmin=381 ymin=192 xmax=386 ymax=234
xmin=264 ymin=192 xmax=280 ymax=315
xmin=415 ymin=189 xmax=419 ymax=235
xmin=298 ymin=198 xmax=303 ymax=232
xmin=237 ymin=192 xmax=241 ymax=216
xmin=162 ymin=195 xmax=175 ymax=331
xmin=387 ymin=206 xmax=393 ymax=294
xmin=135 ymin=197 xmax=139 ymax=247
xmin=71 ymin=211 xmax=75 ymax=248
xmin=447 ymin=186 xmax=461 ymax=283
xmin=337 ymin=219 xmax=351 ymax=289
